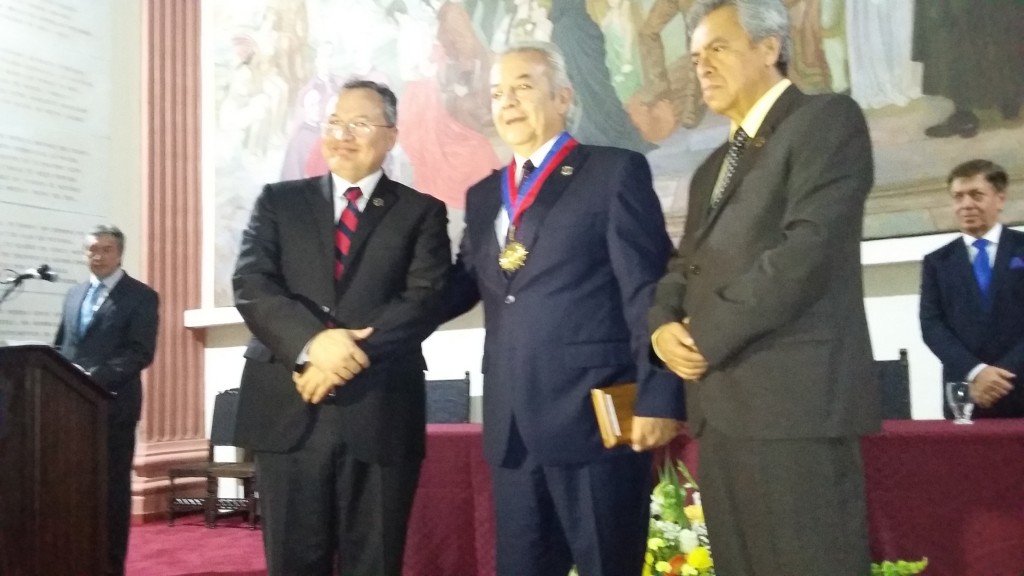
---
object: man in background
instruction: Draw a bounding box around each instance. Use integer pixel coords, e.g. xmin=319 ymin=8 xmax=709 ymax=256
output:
xmin=649 ymin=1 xmax=879 ymax=574
xmin=54 ymin=224 xmax=159 ymax=576
xmin=233 ymin=79 xmax=449 ymax=576
xmin=920 ymin=159 xmax=1024 ymax=418
xmin=445 ymin=42 xmax=684 ymax=576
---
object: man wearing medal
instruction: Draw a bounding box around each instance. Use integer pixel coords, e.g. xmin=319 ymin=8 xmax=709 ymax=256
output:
xmin=445 ymin=41 xmax=685 ymax=576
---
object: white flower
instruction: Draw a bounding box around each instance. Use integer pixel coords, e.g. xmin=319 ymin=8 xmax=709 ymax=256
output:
xmin=679 ymin=528 xmax=699 ymax=553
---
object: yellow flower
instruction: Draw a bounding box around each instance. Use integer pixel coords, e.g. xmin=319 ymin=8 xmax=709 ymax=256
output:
xmin=682 ymin=566 xmax=699 ymax=576
xmin=655 ymin=561 xmax=672 ymax=573
xmin=642 ymin=563 xmax=653 ymax=576
xmin=687 ymin=546 xmax=713 ymax=570
xmin=648 ymin=537 xmax=666 ymax=550
xmin=683 ymin=504 xmax=704 ymax=523
xmin=645 ymin=552 xmax=655 ymax=565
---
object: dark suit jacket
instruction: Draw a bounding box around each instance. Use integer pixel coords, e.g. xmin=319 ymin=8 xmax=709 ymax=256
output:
xmin=649 ymin=86 xmax=881 ymax=440
xmin=54 ymin=273 xmax=159 ymax=423
xmin=447 ymin=143 xmax=684 ymax=466
xmin=233 ymin=173 xmax=450 ymax=464
xmin=920 ymin=227 xmax=1024 ymax=418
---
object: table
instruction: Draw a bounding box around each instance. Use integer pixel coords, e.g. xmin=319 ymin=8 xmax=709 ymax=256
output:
xmin=405 ymin=421 xmax=1024 ymax=576
xmin=863 ymin=420 xmax=1024 ymax=576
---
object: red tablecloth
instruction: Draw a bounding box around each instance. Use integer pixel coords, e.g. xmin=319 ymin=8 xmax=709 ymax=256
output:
xmin=405 ymin=421 xmax=1024 ymax=576
xmin=863 ymin=420 xmax=1024 ymax=576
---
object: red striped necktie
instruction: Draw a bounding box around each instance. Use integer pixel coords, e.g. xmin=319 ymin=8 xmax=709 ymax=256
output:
xmin=335 ymin=186 xmax=363 ymax=279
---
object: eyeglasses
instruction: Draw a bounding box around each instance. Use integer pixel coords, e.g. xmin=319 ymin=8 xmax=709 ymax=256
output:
xmin=320 ymin=119 xmax=394 ymax=139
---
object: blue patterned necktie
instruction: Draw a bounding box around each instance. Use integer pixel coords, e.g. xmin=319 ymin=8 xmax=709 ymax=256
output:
xmin=972 ymin=238 xmax=992 ymax=300
xmin=79 ymin=282 xmax=104 ymax=335
xmin=710 ymin=127 xmax=750 ymax=210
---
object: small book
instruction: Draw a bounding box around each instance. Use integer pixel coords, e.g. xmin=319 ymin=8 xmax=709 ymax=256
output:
xmin=590 ymin=382 xmax=637 ymax=448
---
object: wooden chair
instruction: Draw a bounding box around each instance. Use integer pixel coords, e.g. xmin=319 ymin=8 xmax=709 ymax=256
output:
xmin=426 ymin=371 xmax=471 ymax=423
xmin=167 ymin=388 xmax=258 ymax=529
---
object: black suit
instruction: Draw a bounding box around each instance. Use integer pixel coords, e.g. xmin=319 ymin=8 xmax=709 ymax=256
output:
xmin=233 ymin=173 xmax=449 ymax=576
xmin=650 ymin=86 xmax=880 ymax=575
xmin=920 ymin=227 xmax=1024 ymax=418
xmin=55 ymin=272 xmax=159 ymax=576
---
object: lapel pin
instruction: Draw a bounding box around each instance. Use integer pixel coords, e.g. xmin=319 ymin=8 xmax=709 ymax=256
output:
xmin=560 ymin=166 xmax=573 ymax=176
xmin=372 ymin=197 xmax=384 ymax=207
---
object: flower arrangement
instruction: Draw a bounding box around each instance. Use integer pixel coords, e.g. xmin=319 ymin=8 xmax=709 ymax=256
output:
xmin=570 ymin=458 xmax=928 ymax=576
xmin=644 ymin=460 xmax=714 ymax=576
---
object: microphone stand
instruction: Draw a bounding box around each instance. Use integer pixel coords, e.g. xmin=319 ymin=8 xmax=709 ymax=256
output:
xmin=0 ymin=271 xmax=29 ymax=313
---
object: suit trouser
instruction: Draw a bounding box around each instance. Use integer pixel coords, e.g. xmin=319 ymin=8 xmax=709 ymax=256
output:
xmin=699 ymin=424 xmax=871 ymax=576
xmin=255 ymin=405 xmax=421 ymax=576
xmin=491 ymin=421 xmax=651 ymax=576
xmin=107 ymin=420 xmax=137 ymax=576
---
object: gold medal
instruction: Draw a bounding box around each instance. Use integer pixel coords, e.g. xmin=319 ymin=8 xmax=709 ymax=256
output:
xmin=499 ymin=240 xmax=529 ymax=272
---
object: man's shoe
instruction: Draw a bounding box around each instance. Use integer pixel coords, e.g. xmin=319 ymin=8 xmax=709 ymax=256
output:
xmin=925 ymin=110 xmax=979 ymax=138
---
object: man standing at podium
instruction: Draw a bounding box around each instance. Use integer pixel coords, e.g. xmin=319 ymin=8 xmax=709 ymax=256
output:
xmin=54 ymin=224 xmax=159 ymax=576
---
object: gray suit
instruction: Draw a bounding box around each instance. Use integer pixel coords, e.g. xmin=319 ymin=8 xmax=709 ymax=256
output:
xmin=649 ymin=85 xmax=881 ymax=575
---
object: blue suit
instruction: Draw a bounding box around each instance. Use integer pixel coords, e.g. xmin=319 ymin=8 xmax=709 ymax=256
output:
xmin=447 ymin=143 xmax=683 ymax=576
xmin=920 ymin=227 xmax=1024 ymax=418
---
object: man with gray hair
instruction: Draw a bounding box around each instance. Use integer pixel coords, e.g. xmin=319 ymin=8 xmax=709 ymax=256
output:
xmin=55 ymin=224 xmax=159 ymax=576
xmin=445 ymin=41 xmax=684 ymax=575
xmin=649 ymin=1 xmax=879 ymax=574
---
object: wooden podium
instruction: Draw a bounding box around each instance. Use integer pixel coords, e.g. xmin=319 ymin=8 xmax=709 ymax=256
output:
xmin=0 ymin=345 xmax=112 ymax=576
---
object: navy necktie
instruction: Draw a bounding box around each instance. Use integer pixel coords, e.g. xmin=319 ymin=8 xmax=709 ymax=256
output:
xmin=972 ymin=238 xmax=992 ymax=300
xmin=520 ymin=159 xmax=535 ymax=184
xmin=335 ymin=187 xmax=363 ymax=279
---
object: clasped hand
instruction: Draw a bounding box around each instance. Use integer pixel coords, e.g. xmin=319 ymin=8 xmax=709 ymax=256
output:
xmin=293 ymin=327 xmax=373 ymax=404
xmin=654 ymin=319 xmax=708 ymax=381
xmin=970 ymin=366 xmax=1016 ymax=408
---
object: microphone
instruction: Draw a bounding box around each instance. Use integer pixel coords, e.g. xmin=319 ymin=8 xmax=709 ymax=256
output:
xmin=16 ymin=264 xmax=59 ymax=283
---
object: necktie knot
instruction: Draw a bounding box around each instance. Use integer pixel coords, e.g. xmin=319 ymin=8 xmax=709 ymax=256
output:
xmin=520 ymin=160 xmax=536 ymax=183
xmin=344 ymin=186 xmax=362 ymax=203
xmin=973 ymin=238 xmax=989 ymax=250
xmin=732 ymin=127 xmax=750 ymax=149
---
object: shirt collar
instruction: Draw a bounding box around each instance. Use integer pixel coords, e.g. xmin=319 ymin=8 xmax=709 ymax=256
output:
xmin=962 ymin=222 xmax=1003 ymax=248
xmin=733 ymin=79 xmax=792 ymax=140
xmin=331 ymin=169 xmax=383 ymax=201
xmin=91 ymin=267 xmax=125 ymax=290
xmin=513 ymin=134 xmax=561 ymax=179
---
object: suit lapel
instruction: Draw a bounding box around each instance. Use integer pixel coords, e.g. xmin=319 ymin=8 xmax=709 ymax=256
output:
xmin=303 ymin=174 xmax=337 ymax=288
xmin=508 ymin=146 xmax=585 ymax=280
xmin=990 ymin=228 xmax=1021 ymax=305
xmin=81 ymin=277 xmax=122 ymax=339
xmin=337 ymin=175 xmax=399 ymax=293
xmin=697 ymin=85 xmax=806 ymax=243
xmin=477 ymin=178 xmax=505 ymax=286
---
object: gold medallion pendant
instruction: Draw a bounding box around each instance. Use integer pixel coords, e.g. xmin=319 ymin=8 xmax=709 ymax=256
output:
xmin=498 ymin=240 xmax=529 ymax=272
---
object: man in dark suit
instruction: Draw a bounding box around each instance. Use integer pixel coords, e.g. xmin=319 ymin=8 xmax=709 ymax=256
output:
xmin=920 ymin=159 xmax=1024 ymax=418
xmin=232 ymin=80 xmax=449 ymax=576
xmin=445 ymin=42 xmax=684 ymax=576
xmin=54 ymin=225 xmax=159 ymax=576
xmin=648 ymin=1 xmax=879 ymax=574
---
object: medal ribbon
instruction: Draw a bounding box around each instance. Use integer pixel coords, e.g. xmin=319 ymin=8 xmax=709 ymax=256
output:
xmin=501 ymin=132 xmax=578 ymax=228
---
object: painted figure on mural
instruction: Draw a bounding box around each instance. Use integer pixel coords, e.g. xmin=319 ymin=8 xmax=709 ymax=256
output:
xmin=913 ymin=0 xmax=1024 ymax=138
xmin=599 ymin=0 xmax=644 ymax=103
xmin=393 ymin=1 xmax=501 ymax=209
xmin=432 ymin=0 xmax=494 ymax=132
xmin=550 ymin=0 xmax=655 ymax=153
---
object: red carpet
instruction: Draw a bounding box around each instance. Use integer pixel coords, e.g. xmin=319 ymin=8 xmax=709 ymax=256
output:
xmin=126 ymin=514 xmax=265 ymax=576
